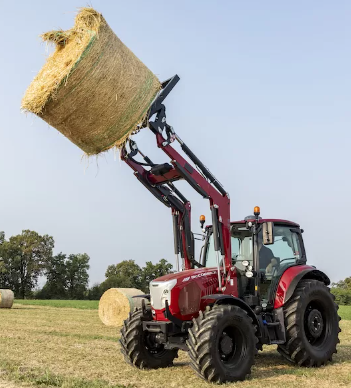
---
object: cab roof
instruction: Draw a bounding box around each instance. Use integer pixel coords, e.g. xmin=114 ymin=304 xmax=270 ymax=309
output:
xmin=231 ymin=218 xmax=300 ymax=227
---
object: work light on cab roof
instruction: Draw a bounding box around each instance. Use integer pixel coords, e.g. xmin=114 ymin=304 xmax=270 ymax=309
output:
xmin=199 ymin=214 xmax=206 ymax=229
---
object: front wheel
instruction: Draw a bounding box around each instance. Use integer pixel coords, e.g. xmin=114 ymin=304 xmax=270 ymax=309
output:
xmin=187 ymin=305 xmax=257 ymax=383
xmin=278 ymin=279 xmax=341 ymax=366
xmin=120 ymin=308 xmax=178 ymax=369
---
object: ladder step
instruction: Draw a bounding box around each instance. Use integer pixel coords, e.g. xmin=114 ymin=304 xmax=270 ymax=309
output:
xmin=266 ymin=322 xmax=280 ymax=327
xmin=270 ymin=340 xmax=285 ymax=345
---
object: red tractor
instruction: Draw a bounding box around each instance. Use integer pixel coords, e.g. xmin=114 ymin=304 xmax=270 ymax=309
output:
xmin=119 ymin=76 xmax=340 ymax=383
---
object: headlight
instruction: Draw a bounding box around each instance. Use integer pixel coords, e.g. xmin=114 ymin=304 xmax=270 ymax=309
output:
xmin=150 ymin=279 xmax=177 ymax=310
xmin=161 ymin=288 xmax=170 ymax=308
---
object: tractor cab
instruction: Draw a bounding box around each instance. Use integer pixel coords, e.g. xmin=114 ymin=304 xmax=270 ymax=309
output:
xmin=202 ymin=209 xmax=307 ymax=308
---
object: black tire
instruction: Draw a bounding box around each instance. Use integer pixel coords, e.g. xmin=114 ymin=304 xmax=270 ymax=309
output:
xmin=186 ymin=305 xmax=258 ymax=383
xmin=278 ymin=279 xmax=341 ymax=366
xmin=256 ymin=342 xmax=263 ymax=352
xmin=120 ymin=308 xmax=178 ymax=369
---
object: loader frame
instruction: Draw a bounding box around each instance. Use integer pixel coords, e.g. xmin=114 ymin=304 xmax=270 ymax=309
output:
xmin=121 ymin=75 xmax=232 ymax=289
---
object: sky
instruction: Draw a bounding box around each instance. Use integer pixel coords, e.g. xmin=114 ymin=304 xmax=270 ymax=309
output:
xmin=1 ymin=1 xmax=350 ymax=285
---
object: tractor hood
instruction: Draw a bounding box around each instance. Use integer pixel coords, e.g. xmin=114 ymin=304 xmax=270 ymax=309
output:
xmin=153 ymin=267 xmax=218 ymax=284
xmin=150 ymin=267 xmax=219 ymax=320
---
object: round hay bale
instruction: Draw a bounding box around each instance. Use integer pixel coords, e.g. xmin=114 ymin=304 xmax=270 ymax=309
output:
xmin=98 ymin=288 xmax=145 ymax=327
xmin=0 ymin=289 xmax=14 ymax=309
xmin=21 ymin=8 xmax=161 ymax=155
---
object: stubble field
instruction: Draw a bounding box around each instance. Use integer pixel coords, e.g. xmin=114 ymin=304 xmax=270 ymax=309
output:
xmin=0 ymin=302 xmax=350 ymax=388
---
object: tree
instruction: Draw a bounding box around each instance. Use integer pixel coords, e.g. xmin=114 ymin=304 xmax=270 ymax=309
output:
xmin=100 ymin=274 xmax=133 ymax=293
xmin=332 ymin=277 xmax=351 ymax=290
xmin=65 ymin=253 xmax=90 ymax=299
xmin=101 ymin=260 xmax=142 ymax=292
xmin=100 ymin=259 xmax=173 ymax=294
xmin=0 ymin=230 xmax=54 ymax=298
xmin=331 ymin=276 xmax=351 ymax=306
xmin=44 ymin=253 xmax=68 ymax=299
xmin=141 ymin=259 xmax=173 ymax=292
xmin=105 ymin=260 xmax=142 ymax=283
xmin=0 ymin=231 xmax=16 ymax=290
xmin=331 ymin=287 xmax=351 ymax=305
xmin=86 ymin=283 xmax=103 ymax=300
xmin=0 ymin=232 xmax=7 ymax=285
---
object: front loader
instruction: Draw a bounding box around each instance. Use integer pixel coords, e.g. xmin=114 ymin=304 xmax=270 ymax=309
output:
xmin=119 ymin=76 xmax=340 ymax=383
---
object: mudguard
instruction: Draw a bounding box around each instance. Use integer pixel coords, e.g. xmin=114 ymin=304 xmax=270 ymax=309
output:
xmin=274 ymin=264 xmax=330 ymax=309
xmin=202 ymin=294 xmax=261 ymax=335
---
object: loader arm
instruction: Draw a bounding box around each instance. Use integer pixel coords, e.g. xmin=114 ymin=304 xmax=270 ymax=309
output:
xmin=121 ymin=75 xmax=231 ymax=287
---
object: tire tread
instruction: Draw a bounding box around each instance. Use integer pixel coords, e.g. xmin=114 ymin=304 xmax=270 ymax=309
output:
xmin=278 ymin=279 xmax=340 ymax=367
xmin=120 ymin=308 xmax=177 ymax=369
xmin=186 ymin=304 xmax=257 ymax=383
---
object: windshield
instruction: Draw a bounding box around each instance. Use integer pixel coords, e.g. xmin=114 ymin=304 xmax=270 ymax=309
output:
xmin=203 ymin=225 xmax=253 ymax=268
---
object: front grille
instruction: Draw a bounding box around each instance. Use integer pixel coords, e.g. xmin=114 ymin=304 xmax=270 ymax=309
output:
xmin=178 ymin=282 xmax=201 ymax=315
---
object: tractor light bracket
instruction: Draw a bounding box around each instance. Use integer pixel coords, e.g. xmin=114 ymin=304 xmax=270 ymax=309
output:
xmin=164 ymin=300 xmax=192 ymax=332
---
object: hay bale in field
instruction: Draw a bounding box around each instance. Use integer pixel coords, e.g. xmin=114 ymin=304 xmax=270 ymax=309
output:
xmin=98 ymin=288 xmax=145 ymax=327
xmin=21 ymin=7 xmax=161 ymax=155
xmin=0 ymin=289 xmax=14 ymax=309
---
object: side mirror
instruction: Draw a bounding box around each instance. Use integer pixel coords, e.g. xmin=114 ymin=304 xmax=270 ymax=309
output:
xmin=262 ymin=222 xmax=274 ymax=245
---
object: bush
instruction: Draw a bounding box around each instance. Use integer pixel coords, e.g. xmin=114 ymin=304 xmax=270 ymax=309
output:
xmin=86 ymin=284 xmax=103 ymax=300
xmin=331 ymin=287 xmax=351 ymax=305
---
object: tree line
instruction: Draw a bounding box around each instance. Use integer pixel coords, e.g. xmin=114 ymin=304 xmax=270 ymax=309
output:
xmin=331 ymin=277 xmax=351 ymax=306
xmin=0 ymin=230 xmax=173 ymax=300
xmin=1 ymin=229 xmax=350 ymax=304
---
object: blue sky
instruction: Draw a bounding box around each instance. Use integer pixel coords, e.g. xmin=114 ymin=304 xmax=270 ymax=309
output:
xmin=1 ymin=1 xmax=350 ymax=285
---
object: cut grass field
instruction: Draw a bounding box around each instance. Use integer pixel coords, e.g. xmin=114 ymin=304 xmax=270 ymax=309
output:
xmin=0 ymin=303 xmax=350 ymax=388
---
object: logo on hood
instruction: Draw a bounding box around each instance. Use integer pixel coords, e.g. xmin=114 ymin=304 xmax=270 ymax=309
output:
xmin=182 ymin=271 xmax=216 ymax=282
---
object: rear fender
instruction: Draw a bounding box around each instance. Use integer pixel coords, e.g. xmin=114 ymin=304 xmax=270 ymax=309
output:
xmin=202 ymin=294 xmax=261 ymax=336
xmin=274 ymin=265 xmax=330 ymax=309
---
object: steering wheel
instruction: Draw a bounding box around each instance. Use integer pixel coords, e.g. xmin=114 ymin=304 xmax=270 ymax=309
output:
xmin=278 ymin=257 xmax=295 ymax=265
xmin=264 ymin=257 xmax=281 ymax=279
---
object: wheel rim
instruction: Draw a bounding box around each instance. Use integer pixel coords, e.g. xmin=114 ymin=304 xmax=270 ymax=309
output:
xmin=218 ymin=325 xmax=246 ymax=367
xmin=304 ymin=301 xmax=329 ymax=347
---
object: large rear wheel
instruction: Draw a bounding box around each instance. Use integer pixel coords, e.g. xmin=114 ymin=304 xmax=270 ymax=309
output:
xmin=120 ymin=308 xmax=178 ymax=369
xmin=187 ymin=305 xmax=257 ymax=383
xmin=278 ymin=279 xmax=341 ymax=366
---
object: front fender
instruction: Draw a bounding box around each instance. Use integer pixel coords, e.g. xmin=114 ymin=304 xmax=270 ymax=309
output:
xmin=202 ymin=294 xmax=261 ymax=336
xmin=274 ymin=265 xmax=330 ymax=309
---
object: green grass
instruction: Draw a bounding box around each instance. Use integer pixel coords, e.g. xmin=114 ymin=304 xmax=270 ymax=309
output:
xmin=14 ymin=299 xmax=351 ymax=319
xmin=14 ymin=299 xmax=99 ymax=309
xmin=339 ymin=305 xmax=351 ymax=320
xmin=13 ymin=299 xmax=351 ymax=320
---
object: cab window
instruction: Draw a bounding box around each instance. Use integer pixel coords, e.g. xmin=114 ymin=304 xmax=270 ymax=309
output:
xmin=259 ymin=225 xmax=303 ymax=274
xmin=259 ymin=224 xmax=304 ymax=303
xmin=203 ymin=226 xmax=253 ymax=269
xmin=204 ymin=234 xmax=218 ymax=268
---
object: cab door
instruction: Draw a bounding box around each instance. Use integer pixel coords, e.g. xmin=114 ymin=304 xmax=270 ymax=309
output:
xmin=259 ymin=224 xmax=305 ymax=306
